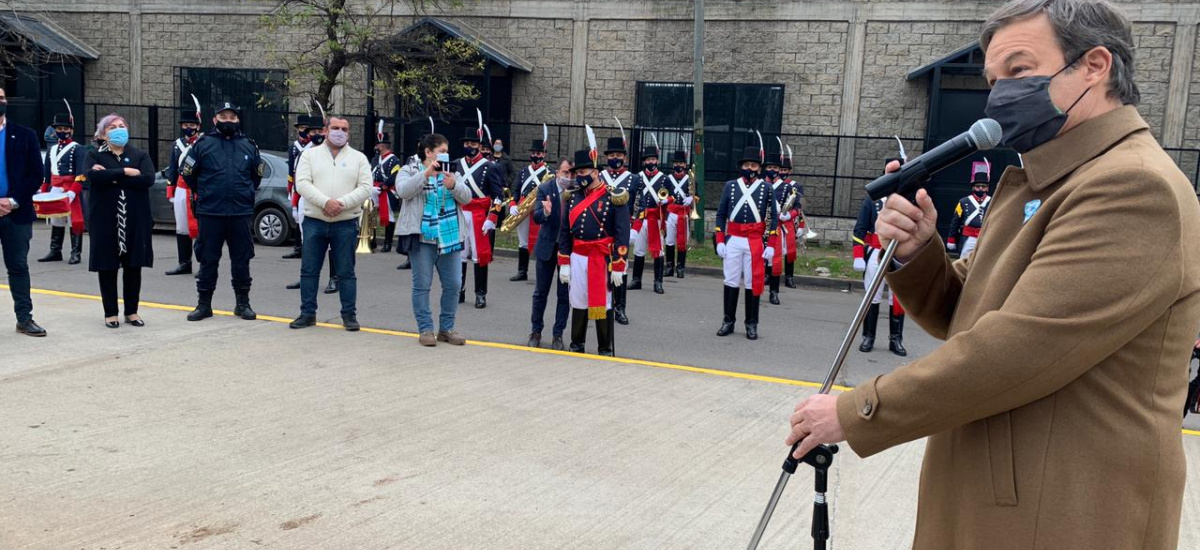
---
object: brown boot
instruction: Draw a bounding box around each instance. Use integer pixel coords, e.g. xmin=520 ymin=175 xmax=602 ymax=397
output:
xmin=419 ymin=331 xmax=437 ymax=347
xmin=437 ymin=331 xmax=466 ymax=345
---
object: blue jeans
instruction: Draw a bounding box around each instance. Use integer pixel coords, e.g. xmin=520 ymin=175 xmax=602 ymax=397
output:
xmin=300 ymin=217 xmax=358 ymax=316
xmin=0 ymin=218 xmax=32 ymax=323
xmin=409 ymin=240 xmax=461 ymax=333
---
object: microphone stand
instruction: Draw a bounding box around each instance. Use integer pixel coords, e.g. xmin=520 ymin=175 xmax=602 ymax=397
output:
xmin=746 ymin=238 xmax=900 ymax=550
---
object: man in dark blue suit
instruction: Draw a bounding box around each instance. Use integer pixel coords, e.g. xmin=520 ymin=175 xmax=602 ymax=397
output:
xmin=0 ymin=88 xmax=49 ymax=336
xmin=526 ymin=157 xmax=573 ymax=349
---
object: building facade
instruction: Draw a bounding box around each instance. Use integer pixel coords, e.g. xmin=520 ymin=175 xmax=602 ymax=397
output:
xmin=12 ymin=0 xmax=1200 ymax=238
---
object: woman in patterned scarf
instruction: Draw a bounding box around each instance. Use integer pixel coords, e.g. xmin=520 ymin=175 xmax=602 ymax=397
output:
xmin=84 ymin=114 xmax=156 ymax=328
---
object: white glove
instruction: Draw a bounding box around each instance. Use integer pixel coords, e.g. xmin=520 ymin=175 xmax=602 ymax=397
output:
xmin=682 ymin=196 xmax=693 ymax=206
xmin=658 ymin=197 xmax=669 ymax=205
xmin=482 ymin=219 xmax=497 ymax=233
xmin=779 ymin=211 xmax=792 ymax=221
xmin=611 ymin=271 xmax=625 ymax=287
xmin=560 ymin=265 xmax=571 ymax=285
xmin=946 ymin=241 xmax=955 ymax=251
xmin=763 ymin=246 xmax=775 ymax=261
xmin=370 ymin=186 xmax=382 ymax=198
xmin=509 ymin=205 xmax=519 ymax=217
xmin=67 ymin=190 xmax=77 ymax=201
xmin=716 ymin=242 xmax=727 ymax=258
xmin=853 ymin=257 xmax=866 ymax=272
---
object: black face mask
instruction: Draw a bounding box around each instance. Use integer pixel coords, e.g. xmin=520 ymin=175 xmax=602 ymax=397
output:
xmin=310 ymin=134 xmax=325 ymax=145
xmin=216 ymin=121 xmax=240 ymax=137
xmin=973 ymin=189 xmax=988 ymax=198
xmin=984 ymin=54 xmax=1091 ymax=153
xmin=0 ymin=102 xmax=8 ymax=117
xmin=765 ymin=169 xmax=779 ymax=180
xmin=740 ymin=168 xmax=758 ymax=180
xmin=644 ymin=163 xmax=658 ymax=173
xmin=464 ymin=146 xmax=479 ymax=158
xmin=530 ymin=155 xmax=545 ymax=164
xmin=673 ymin=165 xmax=687 ymax=174
xmin=607 ymin=158 xmax=625 ymax=170
xmin=182 ymin=128 xmax=198 ymax=138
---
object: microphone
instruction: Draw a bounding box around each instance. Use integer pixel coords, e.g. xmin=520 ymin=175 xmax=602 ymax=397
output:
xmin=866 ymin=118 xmax=1002 ymax=200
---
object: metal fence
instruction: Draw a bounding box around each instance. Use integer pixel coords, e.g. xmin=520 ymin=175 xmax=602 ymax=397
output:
xmin=25 ymin=102 xmax=1200 ymax=216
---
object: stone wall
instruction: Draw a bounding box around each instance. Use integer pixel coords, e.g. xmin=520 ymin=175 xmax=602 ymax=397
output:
xmin=1187 ymin=25 xmax=1200 ymax=150
xmin=1131 ymin=23 xmax=1176 ymax=141
xmin=44 ymin=12 xmax=132 ymax=104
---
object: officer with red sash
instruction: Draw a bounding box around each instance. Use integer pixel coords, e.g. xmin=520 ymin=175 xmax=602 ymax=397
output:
xmin=629 ymin=146 xmax=668 ymax=294
xmin=852 ymin=158 xmax=907 ymax=356
xmin=164 ymin=107 xmax=203 ymax=275
xmin=714 ymin=145 xmax=779 ymax=340
xmin=39 ymin=112 xmax=86 ymax=264
xmin=947 ymin=159 xmax=992 ymax=259
xmin=455 ymin=127 xmax=504 ymax=309
xmin=558 ymin=148 xmax=630 ymax=356
xmin=663 ymin=150 xmax=693 ymax=279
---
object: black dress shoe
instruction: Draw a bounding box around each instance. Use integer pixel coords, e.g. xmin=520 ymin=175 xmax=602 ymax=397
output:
xmin=675 ymin=266 xmax=685 ymax=279
xmin=784 ymin=276 xmax=798 ymax=289
xmin=858 ymin=336 xmax=875 ymax=353
xmin=105 ymin=319 xmax=120 ymax=329
xmin=342 ymin=314 xmax=360 ymax=332
xmin=769 ymin=291 xmax=780 ymax=305
xmin=526 ymin=333 xmax=541 ymax=348
xmin=551 ymin=336 xmax=565 ymax=350
xmin=475 ymin=294 xmax=487 ymax=309
xmin=716 ymin=321 xmax=735 ymax=337
xmin=16 ymin=319 xmax=47 ymax=337
xmin=124 ymin=316 xmax=145 ymax=327
xmin=509 ymin=271 xmax=528 ymax=282
xmin=286 ymin=281 xmax=301 ymax=290
xmin=653 ymin=281 xmax=664 ymax=294
xmin=165 ymin=263 xmax=192 ymax=276
xmin=187 ymin=305 xmax=213 ymax=322
xmin=282 ymin=250 xmax=302 ymax=259
xmin=889 ymin=336 xmax=908 ymax=357
xmin=458 ymin=290 xmax=466 ymax=304
xmin=397 ymin=260 xmax=411 ymax=270
xmin=628 ymin=278 xmax=642 ymax=290
xmin=323 ymin=279 xmax=338 ymax=294
xmin=289 ymin=314 xmax=316 ymax=329
xmin=37 ymin=251 xmax=62 ymax=263
xmin=614 ymin=308 xmax=629 ymax=325
xmin=745 ymin=323 xmax=759 ymax=340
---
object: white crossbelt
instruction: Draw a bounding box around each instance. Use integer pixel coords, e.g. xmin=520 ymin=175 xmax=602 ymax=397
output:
xmin=50 ymin=142 xmax=77 ymax=176
xmin=669 ymin=175 xmax=689 ymax=198
xmin=641 ymin=171 xmax=664 ymax=201
xmin=175 ymin=139 xmax=193 ymax=169
xmin=459 ymin=158 xmax=486 ymax=197
xmin=521 ymin=166 xmax=546 ymax=195
xmin=965 ymin=195 xmax=990 ymax=227
xmin=602 ymin=170 xmax=631 ymax=189
xmin=732 ymin=179 xmax=763 ymax=222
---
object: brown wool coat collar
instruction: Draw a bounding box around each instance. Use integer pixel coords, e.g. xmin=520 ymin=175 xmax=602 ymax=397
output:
xmin=1019 ymin=105 xmax=1148 ymax=192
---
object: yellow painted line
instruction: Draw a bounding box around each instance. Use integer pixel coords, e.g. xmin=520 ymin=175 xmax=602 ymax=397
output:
xmin=9 ymin=285 xmax=1200 ymax=438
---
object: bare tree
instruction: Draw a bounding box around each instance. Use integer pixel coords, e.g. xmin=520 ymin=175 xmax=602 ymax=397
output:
xmin=258 ymin=0 xmax=483 ymax=118
xmin=0 ymin=2 xmax=69 ymax=72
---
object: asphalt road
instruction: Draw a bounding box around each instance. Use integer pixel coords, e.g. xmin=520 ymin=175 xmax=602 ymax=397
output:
xmin=7 ymin=226 xmax=1200 ymax=431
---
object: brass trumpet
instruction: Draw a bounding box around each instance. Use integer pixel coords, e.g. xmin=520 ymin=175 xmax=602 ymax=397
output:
xmin=356 ymin=197 xmax=379 ymax=254
xmin=501 ymin=170 xmax=556 ymax=232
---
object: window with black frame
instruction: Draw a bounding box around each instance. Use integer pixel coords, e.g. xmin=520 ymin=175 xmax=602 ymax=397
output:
xmin=635 ymin=81 xmax=783 ymax=182
xmin=178 ymin=67 xmax=289 ymax=153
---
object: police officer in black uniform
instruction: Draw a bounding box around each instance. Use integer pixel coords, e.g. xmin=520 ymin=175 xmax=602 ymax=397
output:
xmin=182 ymin=102 xmax=265 ymax=322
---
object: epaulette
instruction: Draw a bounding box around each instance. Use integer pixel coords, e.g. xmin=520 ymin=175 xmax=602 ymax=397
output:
xmin=609 ymin=186 xmax=630 ymax=206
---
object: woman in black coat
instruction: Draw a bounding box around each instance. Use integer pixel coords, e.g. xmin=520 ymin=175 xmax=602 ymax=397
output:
xmin=85 ymin=114 xmax=156 ymax=328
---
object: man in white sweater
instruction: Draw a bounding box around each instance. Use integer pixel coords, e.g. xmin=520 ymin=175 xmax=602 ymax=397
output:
xmin=290 ymin=116 xmax=374 ymax=331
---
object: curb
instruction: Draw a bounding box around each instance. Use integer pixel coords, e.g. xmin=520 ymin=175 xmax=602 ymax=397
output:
xmin=491 ymin=247 xmax=860 ymax=292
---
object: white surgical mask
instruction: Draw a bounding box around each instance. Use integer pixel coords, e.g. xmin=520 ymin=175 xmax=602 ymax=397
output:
xmin=328 ymin=129 xmax=349 ymax=147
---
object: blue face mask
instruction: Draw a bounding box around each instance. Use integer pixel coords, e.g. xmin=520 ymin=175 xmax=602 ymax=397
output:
xmin=182 ymin=127 xmax=197 ymax=138
xmin=108 ymin=128 xmax=129 ymax=147
xmin=576 ymin=174 xmax=595 ymax=187
xmin=55 ymin=131 xmax=72 ymax=142
xmin=436 ymin=152 xmax=450 ymax=163
xmin=464 ymin=146 xmax=479 ymax=158
xmin=765 ymin=169 xmax=779 ymax=180
xmin=740 ymin=168 xmax=757 ymax=180
xmin=607 ymin=158 xmax=624 ymax=170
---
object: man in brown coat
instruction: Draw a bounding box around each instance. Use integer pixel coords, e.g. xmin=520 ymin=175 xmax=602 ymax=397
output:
xmin=786 ymin=1 xmax=1200 ymax=548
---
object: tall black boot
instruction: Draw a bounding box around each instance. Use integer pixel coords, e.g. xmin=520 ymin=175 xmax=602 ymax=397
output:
xmin=664 ymin=245 xmax=676 ymax=277
xmin=745 ymin=289 xmax=760 ymax=340
xmin=629 ymin=256 xmax=645 ymax=290
xmin=38 ymin=227 xmax=64 ymax=262
xmin=716 ymin=286 xmax=738 ymax=336
xmin=166 ymin=234 xmax=193 ymax=275
xmin=653 ymin=257 xmax=665 ymax=294
xmin=67 ymin=233 xmax=83 ymax=265
xmin=382 ymin=223 xmax=395 ymax=253
xmin=474 ymin=264 xmax=488 ymax=309
xmin=859 ymin=303 xmax=880 ymax=352
xmin=768 ymin=274 xmax=781 ymax=305
xmin=889 ymin=309 xmax=907 ymax=357
xmin=510 ymin=248 xmax=529 ymax=281
xmin=459 ymin=263 xmax=468 ymax=303
xmin=187 ymin=290 xmax=213 ymax=322
xmin=233 ymin=289 xmax=257 ymax=320
xmin=569 ymin=308 xmax=588 ymax=353
xmin=614 ymin=280 xmax=629 ymax=325
xmin=283 ymin=233 xmax=302 ymax=259
xmin=596 ymin=311 xmax=614 ymax=357
xmin=675 ymin=250 xmax=687 ymax=278
xmin=784 ymin=261 xmax=797 ymax=288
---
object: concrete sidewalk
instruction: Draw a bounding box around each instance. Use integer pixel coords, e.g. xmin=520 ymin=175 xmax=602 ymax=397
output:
xmin=1 ymin=292 xmax=1197 ymax=549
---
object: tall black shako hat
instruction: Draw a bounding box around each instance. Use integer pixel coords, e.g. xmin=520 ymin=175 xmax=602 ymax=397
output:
xmin=604 ymin=136 xmax=626 ymax=155
xmin=571 ymin=149 xmax=596 ymax=171
xmin=738 ymin=146 xmax=764 ymax=165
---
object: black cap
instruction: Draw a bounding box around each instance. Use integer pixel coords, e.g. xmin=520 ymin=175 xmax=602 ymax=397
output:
xmin=529 ymin=139 xmax=546 ymax=152
xmin=214 ymin=101 xmax=241 ymax=117
xmin=604 ymin=136 xmax=626 ymax=154
xmin=461 ymin=128 xmax=483 ymax=143
xmin=51 ymin=114 xmax=73 ymax=129
xmin=764 ymin=153 xmax=783 ymax=168
xmin=571 ymin=149 xmax=597 ymax=171
xmin=376 ymin=132 xmax=391 ymax=145
xmin=670 ymin=150 xmax=688 ymax=164
xmin=640 ymin=146 xmax=659 ymax=160
xmin=738 ymin=146 xmax=764 ymax=165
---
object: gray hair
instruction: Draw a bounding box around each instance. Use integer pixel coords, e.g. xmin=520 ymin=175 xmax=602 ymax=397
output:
xmin=980 ymin=0 xmax=1139 ymax=105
